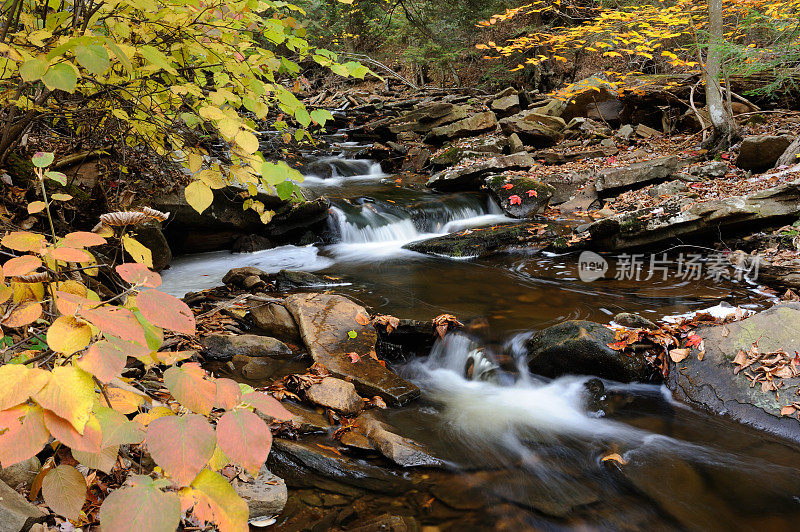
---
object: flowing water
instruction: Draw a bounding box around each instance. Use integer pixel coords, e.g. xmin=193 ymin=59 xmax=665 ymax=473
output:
xmin=160 ymin=145 xmax=800 ymax=530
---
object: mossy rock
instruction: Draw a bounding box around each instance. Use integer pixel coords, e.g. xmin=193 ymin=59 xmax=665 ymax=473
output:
xmin=484 ymin=174 xmax=555 ymax=218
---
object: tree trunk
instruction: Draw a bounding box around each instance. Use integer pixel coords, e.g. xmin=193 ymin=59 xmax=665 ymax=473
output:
xmin=703 ymin=0 xmax=738 ymax=151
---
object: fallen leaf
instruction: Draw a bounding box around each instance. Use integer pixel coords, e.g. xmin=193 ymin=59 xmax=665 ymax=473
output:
xmin=669 ymin=348 xmax=690 ymax=362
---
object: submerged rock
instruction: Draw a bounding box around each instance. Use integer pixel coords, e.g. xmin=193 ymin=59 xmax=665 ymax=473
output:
xmin=484 ymin=174 xmax=555 ymax=218
xmin=525 ymin=320 xmax=660 ymax=382
xmin=232 ymin=466 xmax=288 ymax=518
xmin=284 ymin=293 xmax=420 ymax=406
xmin=667 ymin=303 xmax=800 ymax=443
xmin=612 ymin=313 xmax=657 ymax=330
xmin=201 ymin=334 xmax=292 ymax=361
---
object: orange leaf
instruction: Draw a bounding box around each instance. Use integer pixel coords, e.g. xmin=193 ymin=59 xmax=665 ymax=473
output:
xmin=214 ymin=378 xmax=242 ymax=410
xmin=43 ymin=410 xmax=102 ymax=453
xmin=62 ymin=231 xmax=107 ymax=248
xmin=77 ymin=340 xmax=128 ymax=383
xmin=216 ymin=409 xmax=271 ymax=474
xmin=48 ymin=247 xmax=92 ymax=262
xmin=0 ymin=364 xmax=50 ymax=410
xmin=241 ymin=392 xmax=292 ymax=421
xmin=163 ymin=363 xmax=216 ymax=416
xmin=669 ymin=348 xmax=690 ymax=363
xmin=187 ymin=469 xmax=248 ymax=532
xmin=0 ymin=405 xmax=49 ymax=467
xmin=137 ymin=289 xmax=195 ymax=335
xmin=116 ymin=263 xmax=162 ymax=288
xmin=105 ymin=386 xmax=146 ymax=414
xmin=147 ymin=414 xmax=216 ymax=486
xmin=81 ymin=306 xmax=148 ymax=346
xmin=55 ymin=290 xmax=96 ymax=316
xmin=1 ymin=231 xmax=46 ymax=252
xmin=2 ymin=301 xmax=43 ymax=328
xmin=3 ymin=255 xmax=41 ymax=277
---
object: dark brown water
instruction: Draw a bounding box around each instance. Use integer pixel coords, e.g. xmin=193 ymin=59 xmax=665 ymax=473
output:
xmin=162 ymin=154 xmax=800 ymax=531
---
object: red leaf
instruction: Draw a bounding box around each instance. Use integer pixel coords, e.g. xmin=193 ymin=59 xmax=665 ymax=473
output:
xmin=137 ymin=289 xmax=195 ymax=335
xmin=508 ymin=195 xmax=522 ymax=205
xmin=686 ymin=334 xmax=702 ymax=348
xmin=62 ymin=231 xmax=107 ymax=248
xmin=216 ymin=409 xmax=271 ymax=474
xmin=347 ymin=352 xmax=361 ymax=363
xmin=526 ymin=189 xmax=538 ymax=197
xmin=501 ymin=183 xmax=514 ymax=190
xmin=117 ymin=263 xmax=162 ymax=288
xmin=146 ymin=414 xmax=216 ymax=486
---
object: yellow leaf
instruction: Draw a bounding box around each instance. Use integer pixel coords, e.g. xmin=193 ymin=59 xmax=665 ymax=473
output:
xmin=185 ymin=181 xmax=213 ymax=214
xmin=122 ymin=235 xmax=153 ymax=268
xmin=47 ymin=316 xmax=92 ymax=355
xmin=234 ymin=130 xmax=259 ymax=155
xmin=0 ymin=365 xmax=50 ymax=410
xmin=197 ymin=169 xmax=226 ymax=190
xmin=187 ymin=152 xmax=203 ymax=174
xmin=33 ymin=366 xmax=95 ymax=433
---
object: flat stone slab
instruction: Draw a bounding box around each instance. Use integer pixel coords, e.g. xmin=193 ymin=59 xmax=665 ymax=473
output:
xmin=284 ymin=293 xmax=419 ymax=406
xmin=0 ymin=479 xmax=46 ymax=532
xmin=667 ymin=303 xmax=800 ymax=443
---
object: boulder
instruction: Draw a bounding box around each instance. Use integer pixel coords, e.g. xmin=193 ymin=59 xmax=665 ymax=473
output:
xmin=230 ymin=354 xmax=304 ymax=381
xmin=232 ymin=466 xmax=288 ymax=518
xmin=484 ymin=175 xmax=555 ymax=218
xmin=431 ymin=135 xmax=510 ymax=168
xmin=129 ymin=221 xmax=172 ymax=272
xmin=305 ymin=377 xmax=364 ymax=416
xmin=250 ymin=302 xmax=300 ymax=343
xmin=542 ymin=170 xmax=594 ymax=205
xmin=427 ymin=152 xmax=536 ymax=191
xmin=561 ymin=77 xmax=619 ymax=122
xmin=689 ymin=161 xmax=730 ymax=179
xmin=0 ymin=479 xmax=46 ymax=532
xmin=530 ymin=98 xmax=567 ymax=117
xmin=232 ymin=234 xmax=272 ymax=253
xmin=201 ymin=334 xmax=292 ymax=361
xmin=490 ymin=94 xmax=521 ymax=116
xmin=272 ymin=269 xmax=329 ymax=291
xmin=648 ymin=179 xmax=687 ymax=197
xmin=532 ymin=148 xmax=610 ymax=165
xmin=508 ymin=133 xmax=525 ymax=153
xmin=0 ymin=457 xmax=40 ymax=489
xmin=736 ymin=135 xmax=793 ymax=171
xmin=525 ymin=320 xmax=661 ymax=382
xmin=354 ymin=412 xmax=444 ymax=467
xmin=222 ymin=266 xmax=269 ymax=286
xmin=425 ymin=112 xmax=498 ymax=143
xmin=667 ymin=303 xmax=800 ymax=443
xmin=776 ymin=137 xmax=800 ymax=167
xmin=585 ymin=178 xmax=800 ymax=250
xmin=498 ymin=113 xmax=563 ymax=148
xmin=594 ymin=156 xmax=679 ymax=195
xmin=386 ymin=104 xmax=469 ymax=135
xmin=284 ymin=293 xmax=420 ymax=406
xmin=612 ymin=313 xmax=657 ymax=330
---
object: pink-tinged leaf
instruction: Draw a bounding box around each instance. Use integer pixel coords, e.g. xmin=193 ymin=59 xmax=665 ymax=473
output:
xmin=55 ymin=290 xmax=96 ymax=316
xmin=99 ymin=475 xmax=180 ymax=532
xmin=0 ymin=406 xmax=49 ymax=467
xmin=137 ymin=289 xmax=195 ymax=335
xmin=216 ymin=410 xmax=271 ymax=474
xmin=42 ymin=465 xmax=86 ymax=521
xmin=0 ymin=364 xmax=50 ymax=410
xmin=241 ymin=392 xmax=292 ymax=421
xmin=81 ymin=306 xmax=147 ymax=346
xmin=33 ymin=366 xmax=95 ymax=433
xmin=214 ymin=378 xmax=242 ymax=410
xmin=526 ymin=189 xmax=538 ymax=197
xmin=94 ymin=405 xmax=145 ymax=447
xmin=508 ymin=194 xmax=522 ymax=205
xmin=116 ymin=263 xmax=162 ymax=288
xmin=2 ymin=301 xmax=43 ymax=328
xmin=62 ymin=231 xmax=107 ymax=248
xmin=43 ymin=410 xmax=102 ymax=453
xmin=77 ymin=340 xmax=128 ymax=383
xmin=48 ymin=247 xmax=92 ymax=263
xmin=1 ymin=231 xmax=46 ymax=252
xmin=163 ymin=363 xmax=216 ymax=416
xmin=188 ymin=469 xmax=248 ymax=532
xmin=3 ymin=255 xmax=42 ymax=277
xmin=146 ymin=414 xmax=216 ymax=486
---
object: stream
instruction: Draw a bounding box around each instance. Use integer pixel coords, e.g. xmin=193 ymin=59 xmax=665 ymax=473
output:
xmin=160 ymin=143 xmax=800 ymax=530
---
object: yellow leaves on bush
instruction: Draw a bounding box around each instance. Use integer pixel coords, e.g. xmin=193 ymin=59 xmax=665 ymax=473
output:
xmin=47 ymin=316 xmax=92 ymax=355
xmin=0 ymin=365 xmax=49 ymax=410
xmin=104 ymin=386 xmax=147 ymax=414
xmin=234 ymin=130 xmax=259 ymax=154
xmin=186 ymin=469 xmax=249 ymax=532
xmin=184 ymin=181 xmax=214 ymax=214
xmin=33 ymin=365 xmax=95 ymax=433
xmin=1 ymin=231 xmax=46 ymax=252
xmin=121 ymin=234 xmax=153 ymax=268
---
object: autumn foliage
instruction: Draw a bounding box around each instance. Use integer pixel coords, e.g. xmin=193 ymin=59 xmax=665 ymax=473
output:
xmin=0 ymin=153 xmax=293 ymax=530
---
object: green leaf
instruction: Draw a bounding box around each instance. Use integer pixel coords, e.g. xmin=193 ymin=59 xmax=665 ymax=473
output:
xmin=45 ymin=171 xmax=67 ymax=185
xmin=295 ymin=108 xmax=311 ymax=128
xmin=310 ymin=109 xmax=333 ymax=127
xmin=139 ymin=45 xmax=178 ymax=75
xmin=20 ymin=58 xmax=48 ymax=82
xmin=345 ymin=61 xmax=369 ymax=79
xmin=75 ymin=44 xmax=110 ymax=76
xmin=42 ymin=63 xmax=78 ymax=92
xmin=32 ymin=152 xmax=55 ymax=168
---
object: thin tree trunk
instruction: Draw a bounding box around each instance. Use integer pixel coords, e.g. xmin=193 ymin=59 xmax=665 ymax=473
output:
xmin=704 ymin=0 xmax=737 ymax=151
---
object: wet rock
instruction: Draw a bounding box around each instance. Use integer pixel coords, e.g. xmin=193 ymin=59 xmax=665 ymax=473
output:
xmin=251 ymin=302 xmax=301 ymax=343
xmin=339 ymin=430 xmax=375 ymax=451
xmin=405 ymin=221 xmax=562 ymax=258
xmin=667 ymin=303 xmax=800 ymax=443
xmin=498 ymin=112 xmax=563 ymax=148
xmin=557 ymin=183 xmax=599 ymax=213
xmin=231 ymin=354 xmax=293 ymax=381
xmin=348 ymin=514 xmax=419 ymax=532
xmin=272 ymin=269 xmax=329 ymax=291
xmin=612 ymin=313 xmax=657 ymax=330
xmin=425 ymin=112 xmax=498 ymax=143
xmin=525 ymin=320 xmax=661 ymax=382
xmin=484 ymin=175 xmax=555 ymax=218
xmin=232 ymin=234 xmax=272 ymax=253
xmin=542 ymin=170 xmax=595 ymax=205
xmin=586 ymin=179 xmax=800 ymax=250
xmin=736 ymin=135 xmax=793 ymax=171
xmin=305 ymin=377 xmax=364 ymax=416
xmin=223 ymin=266 xmax=269 ymax=286
xmin=201 ymin=334 xmax=291 ymax=361
xmin=381 ymin=103 xmax=469 ymax=136
xmin=776 ymin=136 xmax=800 ymax=167
xmin=594 ymin=156 xmax=679 ymax=195
xmin=284 ymin=293 xmax=420 ymax=406
xmin=648 ymin=179 xmax=687 ymax=197
xmin=255 ymin=400 xmax=331 ymax=433
xmin=232 ymin=465 xmax=288 ymax=518
xmin=431 ymin=136 xmax=509 ymax=168
xmin=268 ymin=438 xmax=414 ymax=495
xmin=401 ymin=146 xmax=431 ymax=172
xmin=375 ymin=319 xmax=436 ymax=361
xmin=0 ymin=478 xmax=46 ymax=532
xmin=355 ymin=412 xmax=444 ymax=468
xmin=0 ymin=457 xmax=40 ymax=489
xmin=427 ymin=152 xmax=536 ymax=191
xmin=532 ymin=147 xmax=610 ymax=165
